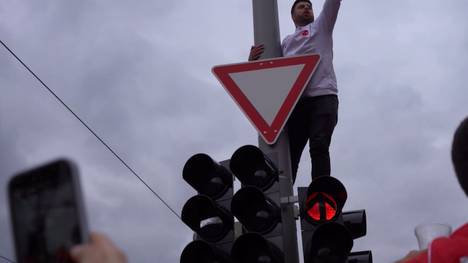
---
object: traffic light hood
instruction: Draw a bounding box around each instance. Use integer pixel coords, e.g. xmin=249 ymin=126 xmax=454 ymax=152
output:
xmin=231 ymin=186 xmax=281 ymax=234
xmin=180 ymin=240 xmax=234 ymax=263
xmin=181 ymin=195 xmax=234 ymax=242
xmin=183 ymin=153 xmax=233 ymax=200
xmin=230 ymin=145 xmax=278 ymax=191
xmin=308 ymin=222 xmax=353 ymax=263
xmin=231 ymin=233 xmax=284 ymax=263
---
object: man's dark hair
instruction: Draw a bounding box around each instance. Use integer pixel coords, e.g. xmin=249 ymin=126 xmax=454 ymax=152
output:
xmin=291 ymin=0 xmax=312 ymax=15
xmin=452 ymin=116 xmax=468 ymax=196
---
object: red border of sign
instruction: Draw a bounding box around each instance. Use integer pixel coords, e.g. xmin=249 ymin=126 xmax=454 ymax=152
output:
xmin=212 ymin=54 xmax=320 ymax=144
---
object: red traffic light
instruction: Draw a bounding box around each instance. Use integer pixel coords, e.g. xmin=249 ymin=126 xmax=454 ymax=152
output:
xmin=305 ymin=176 xmax=347 ymax=223
xmin=306 ymin=192 xmax=338 ymax=221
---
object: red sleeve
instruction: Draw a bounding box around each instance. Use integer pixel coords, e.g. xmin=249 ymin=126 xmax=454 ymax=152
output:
xmin=402 ymin=224 xmax=468 ymax=263
xmin=430 ymin=236 xmax=468 ymax=263
xmin=403 ymin=251 xmax=428 ymax=263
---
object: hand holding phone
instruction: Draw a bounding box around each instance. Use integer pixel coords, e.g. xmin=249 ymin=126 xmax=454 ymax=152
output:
xmin=8 ymin=159 xmax=89 ymax=263
xmin=70 ymin=232 xmax=127 ymax=263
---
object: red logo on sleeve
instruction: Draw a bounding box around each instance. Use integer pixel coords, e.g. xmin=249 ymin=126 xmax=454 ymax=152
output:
xmin=301 ymin=30 xmax=309 ymax=36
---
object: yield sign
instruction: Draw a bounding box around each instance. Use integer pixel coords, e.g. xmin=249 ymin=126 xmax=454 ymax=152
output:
xmin=212 ymin=54 xmax=321 ymax=144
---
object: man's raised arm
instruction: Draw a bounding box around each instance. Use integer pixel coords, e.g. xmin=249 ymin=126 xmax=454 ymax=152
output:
xmin=318 ymin=0 xmax=342 ymax=33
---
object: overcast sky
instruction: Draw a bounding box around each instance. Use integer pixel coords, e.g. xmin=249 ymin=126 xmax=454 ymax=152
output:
xmin=1 ymin=0 xmax=468 ymax=262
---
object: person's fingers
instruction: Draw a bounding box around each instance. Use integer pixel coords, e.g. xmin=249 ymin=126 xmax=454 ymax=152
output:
xmin=116 ymin=248 xmax=127 ymax=262
xmin=70 ymin=244 xmax=90 ymax=261
xmin=253 ymin=51 xmax=263 ymax=57
xmin=91 ymin=233 xmax=118 ymax=255
xmin=70 ymin=232 xmax=127 ymax=263
xmin=251 ymin=44 xmax=264 ymax=49
xmin=249 ymin=44 xmax=265 ymax=61
xmin=90 ymin=232 xmax=112 ymax=246
xmin=252 ymin=48 xmax=264 ymax=54
xmin=70 ymin=233 xmax=107 ymax=262
xmin=253 ymin=46 xmax=264 ymax=52
xmin=91 ymin=232 xmax=127 ymax=263
xmin=249 ymin=49 xmax=264 ymax=61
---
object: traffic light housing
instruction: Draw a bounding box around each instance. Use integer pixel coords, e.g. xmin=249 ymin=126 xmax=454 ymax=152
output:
xmin=180 ymin=240 xmax=234 ymax=263
xmin=231 ymin=233 xmax=284 ymax=263
xmin=180 ymin=153 xmax=235 ymax=263
xmin=229 ymin=145 xmax=278 ymax=191
xmin=229 ymin=145 xmax=289 ymax=263
xmin=298 ymin=176 xmax=372 ymax=263
xmin=182 ymin=153 xmax=233 ymax=200
xmin=180 ymin=145 xmax=299 ymax=263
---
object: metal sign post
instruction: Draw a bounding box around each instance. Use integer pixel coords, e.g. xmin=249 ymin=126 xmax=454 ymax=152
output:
xmin=252 ymin=1 xmax=300 ymax=262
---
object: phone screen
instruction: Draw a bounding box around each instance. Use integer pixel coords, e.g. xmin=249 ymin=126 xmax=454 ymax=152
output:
xmin=9 ymin=160 xmax=86 ymax=263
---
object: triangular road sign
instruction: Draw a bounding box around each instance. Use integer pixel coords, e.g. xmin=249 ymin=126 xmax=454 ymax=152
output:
xmin=212 ymin=54 xmax=321 ymax=144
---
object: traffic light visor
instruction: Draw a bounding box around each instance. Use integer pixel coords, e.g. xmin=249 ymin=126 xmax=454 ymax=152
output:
xmin=180 ymin=240 xmax=234 ymax=263
xmin=230 ymin=145 xmax=278 ymax=191
xmin=231 ymin=233 xmax=284 ymax=263
xmin=181 ymin=195 xmax=233 ymax=242
xmin=343 ymin=210 xmax=367 ymax=240
xmin=183 ymin=153 xmax=233 ymax=200
xmin=348 ymin=250 xmax=373 ymax=263
xmin=231 ymin=186 xmax=281 ymax=234
xmin=308 ymin=222 xmax=353 ymax=262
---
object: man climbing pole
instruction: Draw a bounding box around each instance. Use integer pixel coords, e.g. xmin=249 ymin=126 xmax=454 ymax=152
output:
xmin=249 ymin=0 xmax=343 ymax=183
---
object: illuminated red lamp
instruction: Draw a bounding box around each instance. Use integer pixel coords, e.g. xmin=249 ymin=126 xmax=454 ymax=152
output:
xmin=305 ymin=176 xmax=347 ymax=223
xmin=306 ymin=192 xmax=338 ymax=221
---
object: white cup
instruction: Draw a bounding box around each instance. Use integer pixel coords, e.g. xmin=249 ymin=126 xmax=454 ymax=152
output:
xmin=414 ymin=223 xmax=452 ymax=250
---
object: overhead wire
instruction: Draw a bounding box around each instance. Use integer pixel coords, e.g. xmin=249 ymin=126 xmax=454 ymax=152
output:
xmin=0 ymin=255 xmax=14 ymax=263
xmin=0 ymin=39 xmax=181 ymax=220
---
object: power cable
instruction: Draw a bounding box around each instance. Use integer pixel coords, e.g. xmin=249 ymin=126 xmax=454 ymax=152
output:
xmin=0 ymin=39 xmax=181 ymax=220
xmin=0 ymin=255 xmax=14 ymax=263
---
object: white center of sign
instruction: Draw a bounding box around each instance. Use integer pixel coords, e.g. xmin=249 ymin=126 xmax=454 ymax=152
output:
xmin=229 ymin=64 xmax=305 ymax=126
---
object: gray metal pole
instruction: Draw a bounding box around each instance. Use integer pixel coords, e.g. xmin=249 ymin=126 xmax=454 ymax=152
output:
xmin=252 ymin=1 xmax=299 ymax=263
xmin=252 ymin=0 xmax=282 ymax=57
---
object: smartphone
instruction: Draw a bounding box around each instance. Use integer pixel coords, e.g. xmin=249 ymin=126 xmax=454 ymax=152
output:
xmin=8 ymin=159 xmax=89 ymax=263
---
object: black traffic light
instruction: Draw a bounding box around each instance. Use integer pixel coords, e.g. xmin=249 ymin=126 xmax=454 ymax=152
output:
xmin=229 ymin=145 xmax=286 ymax=263
xmin=298 ymin=176 xmax=372 ymax=263
xmin=231 ymin=186 xmax=281 ymax=234
xmin=180 ymin=240 xmax=234 ymax=263
xmin=180 ymin=153 xmax=235 ymax=263
xmin=231 ymin=233 xmax=284 ymax=263
xmin=229 ymin=145 xmax=278 ymax=191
